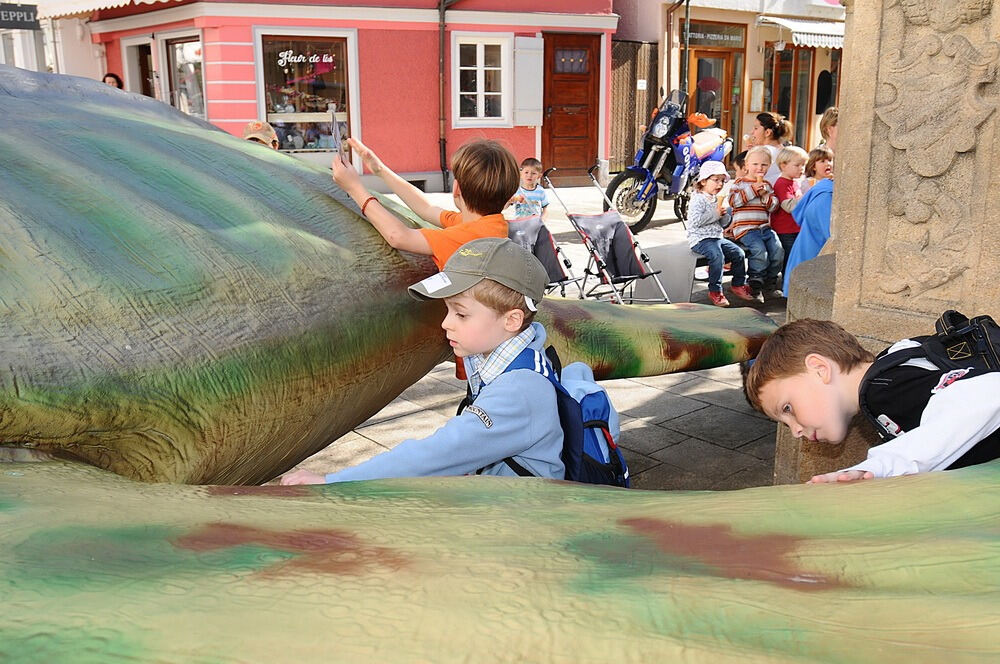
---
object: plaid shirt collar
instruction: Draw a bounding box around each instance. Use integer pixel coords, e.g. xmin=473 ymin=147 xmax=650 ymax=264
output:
xmin=466 ymin=325 xmax=536 ymax=397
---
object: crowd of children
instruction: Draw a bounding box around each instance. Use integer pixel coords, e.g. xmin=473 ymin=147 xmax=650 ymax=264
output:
xmin=688 ymin=108 xmax=837 ymax=306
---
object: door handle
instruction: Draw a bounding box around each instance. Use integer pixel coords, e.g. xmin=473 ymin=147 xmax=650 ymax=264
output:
xmin=546 ymin=106 xmax=553 ymax=117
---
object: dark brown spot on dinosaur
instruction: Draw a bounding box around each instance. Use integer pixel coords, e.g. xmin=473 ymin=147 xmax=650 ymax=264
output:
xmin=204 ymin=485 xmax=315 ymax=498
xmin=658 ymin=330 xmax=714 ymax=366
xmin=620 ymin=518 xmax=842 ymax=591
xmin=173 ymin=522 xmax=408 ymax=576
xmin=545 ymin=303 xmax=594 ymax=341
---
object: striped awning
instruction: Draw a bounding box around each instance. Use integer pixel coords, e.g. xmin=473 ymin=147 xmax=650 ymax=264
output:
xmin=36 ymin=0 xmax=176 ymax=19
xmin=756 ymin=16 xmax=844 ymax=49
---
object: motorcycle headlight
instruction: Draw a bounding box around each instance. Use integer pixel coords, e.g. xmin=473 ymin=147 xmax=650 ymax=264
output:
xmin=650 ymin=117 xmax=671 ymax=138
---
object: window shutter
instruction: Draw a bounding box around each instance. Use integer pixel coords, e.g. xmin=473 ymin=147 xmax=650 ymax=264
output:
xmin=513 ymin=36 xmax=543 ymax=126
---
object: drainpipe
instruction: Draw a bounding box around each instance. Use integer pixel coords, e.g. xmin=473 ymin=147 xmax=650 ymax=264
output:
xmin=664 ymin=0 xmax=684 ymax=95
xmin=679 ymin=0 xmax=691 ymax=92
xmin=439 ymin=0 xmax=460 ymax=192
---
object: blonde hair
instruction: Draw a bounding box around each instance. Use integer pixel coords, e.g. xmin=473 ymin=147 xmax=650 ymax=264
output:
xmin=470 ymin=279 xmax=536 ymax=331
xmin=819 ymin=107 xmax=839 ymax=142
xmin=451 ymin=140 xmax=520 ymax=216
xmin=746 ymin=145 xmax=773 ymax=165
xmin=743 ymin=319 xmax=874 ymax=412
xmin=776 ymin=145 xmax=808 ymax=166
xmin=805 ymin=146 xmax=834 ymax=178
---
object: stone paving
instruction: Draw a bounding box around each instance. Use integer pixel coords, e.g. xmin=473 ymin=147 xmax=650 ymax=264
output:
xmin=285 ymin=186 xmax=788 ymax=490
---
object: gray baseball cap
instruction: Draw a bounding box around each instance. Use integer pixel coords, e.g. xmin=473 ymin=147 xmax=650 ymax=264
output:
xmin=408 ymin=237 xmax=548 ymax=305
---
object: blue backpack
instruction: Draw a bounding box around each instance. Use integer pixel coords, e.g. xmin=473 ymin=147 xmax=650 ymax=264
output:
xmin=460 ymin=346 xmax=630 ymax=487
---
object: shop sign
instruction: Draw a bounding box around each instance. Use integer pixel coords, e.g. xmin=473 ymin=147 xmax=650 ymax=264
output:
xmin=0 ymin=3 xmax=39 ymax=30
xmin=679 ymin=21 xmax=745 ymax=49
xmin=276 ymin=50 xmax=335 ymax=67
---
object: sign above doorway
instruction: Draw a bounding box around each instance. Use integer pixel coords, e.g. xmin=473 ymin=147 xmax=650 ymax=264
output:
xmin=0 ymin=3 xmax=39 ymax=30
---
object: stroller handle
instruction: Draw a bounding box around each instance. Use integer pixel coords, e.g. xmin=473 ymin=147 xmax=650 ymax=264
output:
xmin=542 ymin=167 xmax=557 ymax=180
xmin=587 ymin=163 xmax=600 ymax=176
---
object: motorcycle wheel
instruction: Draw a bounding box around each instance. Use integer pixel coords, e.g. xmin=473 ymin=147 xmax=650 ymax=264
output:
xmin=603 ymin=170 xmax=658 ymax=234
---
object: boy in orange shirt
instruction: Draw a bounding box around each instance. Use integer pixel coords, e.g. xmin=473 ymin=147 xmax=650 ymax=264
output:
xmin=332 ymin=137 xmax=517 ymax=269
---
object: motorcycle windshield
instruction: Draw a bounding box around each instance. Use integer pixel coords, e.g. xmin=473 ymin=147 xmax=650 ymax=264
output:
xmin=660 ymin=89 xmax=687 ymax=120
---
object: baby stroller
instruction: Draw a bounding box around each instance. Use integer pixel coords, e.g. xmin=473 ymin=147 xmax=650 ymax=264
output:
xmin=506 ymin=214 xmax=583 ymax=297
xmin=543 ymin=166 xmax=671 ymax=304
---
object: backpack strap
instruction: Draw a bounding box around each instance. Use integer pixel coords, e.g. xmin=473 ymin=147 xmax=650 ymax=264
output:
xmin=857 ymin=345 xmax=929 ymax=439
xmin=465 ymin=346 xmax=564 ymax=477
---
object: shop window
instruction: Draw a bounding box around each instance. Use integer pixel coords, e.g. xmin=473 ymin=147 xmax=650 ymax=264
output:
xmin=262 ymin=35 xmax=350 ymax=151
xmin=452 ymin=33 xmax=512 ymax=127
xmin=166 ymin=37 xmax=205 ymax=120
xmin=763 ymin=44 xmax=828 ymax=147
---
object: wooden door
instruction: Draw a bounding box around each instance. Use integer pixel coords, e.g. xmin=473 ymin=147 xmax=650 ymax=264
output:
xmin=542 ymin=33 xmax=600 ymax=185
xmin=687 ymin=49 xmax=733 ymax=141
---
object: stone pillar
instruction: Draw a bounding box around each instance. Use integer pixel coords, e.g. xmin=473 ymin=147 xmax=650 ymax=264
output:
xmin=832 ymin=0 xmax=1000 ymax=343
xmin=775 ymin=0 xmax=1000 ymax=483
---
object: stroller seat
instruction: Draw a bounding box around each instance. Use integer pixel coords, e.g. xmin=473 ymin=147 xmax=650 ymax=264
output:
xmin=507 ymin=216 xmax=582 ymax=297
xmin=567 ymin=211 xmax=670 ymax=304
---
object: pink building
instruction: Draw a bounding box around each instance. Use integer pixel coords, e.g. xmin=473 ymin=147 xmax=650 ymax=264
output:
xmin=39 ymin=0 xmax=618 ymax=188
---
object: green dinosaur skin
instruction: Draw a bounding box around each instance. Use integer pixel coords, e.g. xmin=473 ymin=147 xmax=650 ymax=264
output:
xmin=2 ymin=459 xmax=998 ymax=662
xmin=0 ymin=68 xmax=775 ymax=484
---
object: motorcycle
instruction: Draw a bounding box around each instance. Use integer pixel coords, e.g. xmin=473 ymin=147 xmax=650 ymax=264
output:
xmin=605 ymin=89 xmax=734 ymax=233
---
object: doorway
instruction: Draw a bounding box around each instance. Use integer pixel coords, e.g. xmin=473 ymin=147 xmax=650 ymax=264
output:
xmin=541 ymin=33 xmax=600 ymax=185
xmin=123 ymin=40 xmax=156 ymax=98
xmin=686 ymin=48 xmax=742 ymax=151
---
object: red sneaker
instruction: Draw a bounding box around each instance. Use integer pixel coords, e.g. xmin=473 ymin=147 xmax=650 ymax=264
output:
xmin=729 ymin=284 xmax=756 ymax=301
xmin=708 ymin=291 xmax=730 ymax=307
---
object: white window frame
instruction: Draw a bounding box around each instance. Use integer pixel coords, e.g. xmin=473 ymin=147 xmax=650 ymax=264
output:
xmin=253 ymin=26 xmax=361 ymax=169
xmin=120 ymin=34 xmax=158 ymax=99
xmin=155 ymin=28 xmax=206 ymax=118
xmin=451 ymin=31 xmax=513 ymax=129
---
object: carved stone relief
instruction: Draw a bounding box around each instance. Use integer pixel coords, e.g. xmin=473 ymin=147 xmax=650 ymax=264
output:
xmin=864 ymin=0 xmax=998 ymax=305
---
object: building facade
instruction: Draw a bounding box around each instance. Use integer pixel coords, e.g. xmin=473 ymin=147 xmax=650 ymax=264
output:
xmin=615 ymin=0 xmax=844 ymax=152
xmin=36 ymin=0 xmax=619 ymax=188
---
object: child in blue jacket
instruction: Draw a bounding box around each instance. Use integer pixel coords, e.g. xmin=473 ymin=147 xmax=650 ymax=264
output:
xmin=281 ymin=237 xmax=565 ymax=484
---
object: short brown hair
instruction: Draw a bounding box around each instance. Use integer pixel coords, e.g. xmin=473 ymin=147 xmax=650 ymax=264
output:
xmin=805 ymin=146 xmax=834 ymax=178
xmin=520 ymin=157 xmax=542 ymax=170
xmin=744 ymin=319 xmax=874 ymax=412
xmin=470 ymin=278 xmax=535 ymax=331
xmin=451 ymin=140 xmax=520 ymax=216
xmin=819 ymin=107 xmax=838 ymax=141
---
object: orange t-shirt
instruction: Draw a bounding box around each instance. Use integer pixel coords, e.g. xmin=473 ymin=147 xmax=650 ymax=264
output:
xmin=419 ymin=211 xmax=508 ymax=269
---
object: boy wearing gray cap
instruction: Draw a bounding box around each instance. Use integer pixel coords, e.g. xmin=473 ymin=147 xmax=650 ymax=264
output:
xmin=281 ymin=237 xmax=564 ymax=484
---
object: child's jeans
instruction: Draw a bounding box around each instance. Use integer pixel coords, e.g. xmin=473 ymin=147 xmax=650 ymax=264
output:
xmin=740 ymin=227 xmax=784 ymax=288
xmin=692 ymin=238 xmax=746 ymax=293
xmin=777 ymin=232 xmax=798 ymax=277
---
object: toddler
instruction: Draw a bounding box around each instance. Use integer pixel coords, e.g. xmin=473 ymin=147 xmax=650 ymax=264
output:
xmin=800 ymin=146 xmax=834 ymax=195
xmin=771 ymin=145 xmax=808 ymax=276
xmin=507 ymin=158 xmax=549 ymax=219
xmin=727 ymin=146 xmax=782 ymax=300
xmin=686 ymin=161 xmax=754 ymax=307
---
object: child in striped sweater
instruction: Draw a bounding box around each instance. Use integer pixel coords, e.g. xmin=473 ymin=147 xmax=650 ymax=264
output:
xmin=727 ymin=145 xmax=783 ymax=300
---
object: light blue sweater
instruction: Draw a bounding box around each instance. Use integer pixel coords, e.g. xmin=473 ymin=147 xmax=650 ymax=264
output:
xmin=325 ymin=323 xmax=565 ymax=483
xmin=782 ymin=178 xmax=833 ymax=293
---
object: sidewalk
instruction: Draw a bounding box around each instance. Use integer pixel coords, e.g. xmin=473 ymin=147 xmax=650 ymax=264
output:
xmin=286 ymin=187 xmax=787 ymax=490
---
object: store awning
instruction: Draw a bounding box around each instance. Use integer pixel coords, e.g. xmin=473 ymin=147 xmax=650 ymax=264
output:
xmin=756 ymin=16 xmax=845 ymax=49
xmin=36 ymin=0 xmax=174 ymax=19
